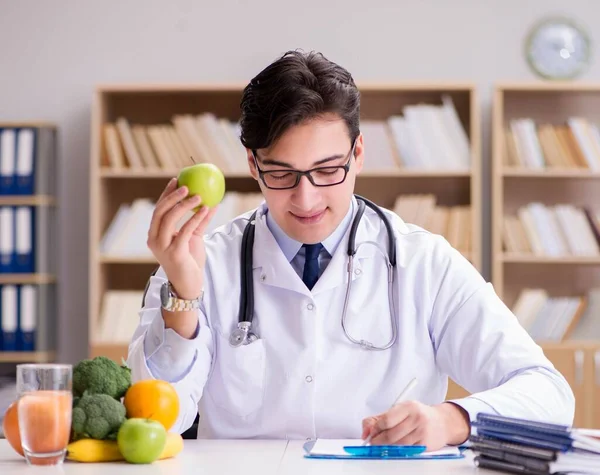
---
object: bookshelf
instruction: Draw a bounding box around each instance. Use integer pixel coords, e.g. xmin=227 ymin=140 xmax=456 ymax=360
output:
xmin=0 ymin=122 xmax=59 ymax=364
xmin=88 ymin=83 xmax=482 ymax=401
xmin=492 ymin=83 xmax=600 ymax=428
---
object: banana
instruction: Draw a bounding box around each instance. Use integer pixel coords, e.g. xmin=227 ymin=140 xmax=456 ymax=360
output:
xmin=66 ymin=432 xmax=184 ymax=463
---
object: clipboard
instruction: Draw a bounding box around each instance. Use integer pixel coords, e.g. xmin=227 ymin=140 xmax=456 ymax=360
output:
xmin=302 ymin=439 xmax=465 ymax=460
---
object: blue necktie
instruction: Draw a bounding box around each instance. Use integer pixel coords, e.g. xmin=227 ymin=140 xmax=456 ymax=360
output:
xmin=302 ymin=243 xmax=323 ymax=290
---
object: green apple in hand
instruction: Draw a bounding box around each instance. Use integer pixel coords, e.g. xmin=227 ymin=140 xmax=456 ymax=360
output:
xmin=117 ymin=418 xmax=167 ymax=464
xmin=177 ymin=163 xmax=225 ymax=208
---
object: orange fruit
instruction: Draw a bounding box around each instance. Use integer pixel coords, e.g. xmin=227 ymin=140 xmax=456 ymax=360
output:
xmin=3 ymin=400 xmax=24 ymax=457
xmin=123 ymin=380 xmax=179 ymax=431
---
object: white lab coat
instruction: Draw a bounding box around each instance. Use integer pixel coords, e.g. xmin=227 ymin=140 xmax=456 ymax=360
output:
xmin=127 ymin=198 xmax=575 ymax=439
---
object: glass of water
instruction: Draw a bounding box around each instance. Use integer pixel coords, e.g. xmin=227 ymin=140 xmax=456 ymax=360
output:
xmin=16 ymin=364 xmax=73 ymax=466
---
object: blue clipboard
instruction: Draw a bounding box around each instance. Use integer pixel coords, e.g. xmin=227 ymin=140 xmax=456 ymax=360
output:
xmin=302 ymin=440 xmax=466 ymax=460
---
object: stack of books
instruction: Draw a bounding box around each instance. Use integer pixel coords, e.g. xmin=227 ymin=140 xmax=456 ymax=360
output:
xmin=469 ymin=413 xmax=600 ymax=474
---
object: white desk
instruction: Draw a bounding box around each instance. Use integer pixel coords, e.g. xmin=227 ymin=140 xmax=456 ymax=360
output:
xmin=0 ymin=439 xmax=490 ymax=474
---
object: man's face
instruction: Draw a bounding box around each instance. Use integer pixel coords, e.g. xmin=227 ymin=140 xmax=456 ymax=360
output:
xmin=247 ymin=114 xmax=364 ymax=244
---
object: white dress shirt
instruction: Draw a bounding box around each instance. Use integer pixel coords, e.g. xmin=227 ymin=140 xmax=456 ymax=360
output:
xmin=127 ymin=196 xmax=575 ymax=439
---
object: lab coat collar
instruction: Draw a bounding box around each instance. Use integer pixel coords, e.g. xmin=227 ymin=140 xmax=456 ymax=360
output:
xmin=252 ymin=196 xmax=377 ymax=296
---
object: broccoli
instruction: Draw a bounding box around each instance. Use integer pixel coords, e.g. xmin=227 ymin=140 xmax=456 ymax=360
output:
xmin=73 ymin=356 xmax=131 ymax=400
xmin=71 ymin=392 xmax=126 ymax=440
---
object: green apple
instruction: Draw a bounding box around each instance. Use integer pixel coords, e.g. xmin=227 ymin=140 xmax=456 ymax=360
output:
xmin=177 ymin=163 xmax=226 ymax=208
xmin=117 ymin=418 xmax=167 ymax=464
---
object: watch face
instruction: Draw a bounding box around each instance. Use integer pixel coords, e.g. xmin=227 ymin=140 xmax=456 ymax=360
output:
xmin=160 ymin=282 xmax=170 ymax=308
xmin=525 ymin=17 xmax=591 ymax=80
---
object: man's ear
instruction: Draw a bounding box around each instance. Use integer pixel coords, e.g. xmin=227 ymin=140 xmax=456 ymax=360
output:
xmin=353 ymin=133 xmax=365 ymax=175
xmin=247 ymin=149 xmax=259 ymax=181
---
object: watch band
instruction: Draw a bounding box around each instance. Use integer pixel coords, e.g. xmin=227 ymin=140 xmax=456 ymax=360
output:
xmin=160 ymin=281 xmax=202 ymax=312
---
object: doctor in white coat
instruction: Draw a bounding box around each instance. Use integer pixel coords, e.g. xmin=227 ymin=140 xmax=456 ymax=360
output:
xmin=127 ymin=50 xmax=575 ymax=450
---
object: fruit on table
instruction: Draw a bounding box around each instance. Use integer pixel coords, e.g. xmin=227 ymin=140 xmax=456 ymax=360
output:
xmin=66 ymin=431 xmax=184 ymax=463
xmin=117 ymin=418 xmax=167 ymax=464
xmin=177 ymin=163 xmax=226 ymax=208
xmin=2 ymin=400 xmax=24 ymax=457
xmin=71 ymin=392 xmax=127 ymax=440
xmin=123 ymin=379 xmax=179 ymax=431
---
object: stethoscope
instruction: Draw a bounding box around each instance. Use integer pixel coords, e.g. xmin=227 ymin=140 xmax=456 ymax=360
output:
xmin=229 ymin=194 xmax=399 ymax=351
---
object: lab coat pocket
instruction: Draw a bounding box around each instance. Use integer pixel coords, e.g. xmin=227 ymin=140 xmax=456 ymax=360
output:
xmin=207 ymin=330 xmax=266 ymax=418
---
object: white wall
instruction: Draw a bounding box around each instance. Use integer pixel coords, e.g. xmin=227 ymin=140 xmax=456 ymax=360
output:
xmin=1 ymin=0 xmax=599 ymax=363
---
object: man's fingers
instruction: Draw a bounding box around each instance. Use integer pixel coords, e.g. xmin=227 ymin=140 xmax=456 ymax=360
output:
xmin=156 ymin=195 xmax=201 ymax=249
xmin=361 ymin=417 xmax=377 ymax=440
xmin=157 ymin=177 xmax=178 ymax=202
xmin=148 ymin=184 xmax=189 ymax=242
xmin=371 ymin=413 xmax=418 ymax=445
xmin=374 ymin=402 xmax=412 ymax=432
xmin=191 ymin=206 xmax=219 ymax=236
xmin=173 ymin=206 xmax=210 ymax=247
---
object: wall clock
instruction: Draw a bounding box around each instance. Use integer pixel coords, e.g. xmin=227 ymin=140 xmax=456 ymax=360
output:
xmin=525 ymin=17 xmax=591 ymax=80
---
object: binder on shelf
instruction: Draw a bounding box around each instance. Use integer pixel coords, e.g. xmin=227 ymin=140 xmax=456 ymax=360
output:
xmin=0 ymin=128 xmax=16 ymax=195
xmin=0 ymin=207 xmax=14 ymax=273
xmin=0 ymin=126 xmax=57 ymax=196
xmin=1 ymin=284 xmax=18 ymax=351
xmin=0 ymin=283 xmax=56 ymax=352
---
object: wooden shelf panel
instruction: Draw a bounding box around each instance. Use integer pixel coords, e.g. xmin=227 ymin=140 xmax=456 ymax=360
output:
xmin=100 ymin=256 xmax=157 ymax=264
xmin=0 ymin=195 xmax=57 ymax=206
xmin=0 ymin=273 xmax=56 ymax=284
xmin=90 ymin=343 xmax=128 ymax=363
xmin=503 ymin=168 xmax=600 ymax=179
xmin=0 ymin=351 xmax=55 ymax=363
xmin=502 ymin=255 xmax=600 ymax=265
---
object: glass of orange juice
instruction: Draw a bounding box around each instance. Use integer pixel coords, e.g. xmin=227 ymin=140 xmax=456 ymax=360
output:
xmin=16 ymin=364 xmax=73 ymax=466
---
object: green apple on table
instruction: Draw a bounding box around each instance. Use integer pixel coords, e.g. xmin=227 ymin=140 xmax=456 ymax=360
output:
xmin=177 ymin=163 xmax=226 ymax=209
xmin=117 ymin=418 xmax=167 ymax=464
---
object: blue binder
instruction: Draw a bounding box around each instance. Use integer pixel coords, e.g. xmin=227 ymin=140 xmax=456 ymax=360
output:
xmin=302 ymin=440 xmax=465 ymax=460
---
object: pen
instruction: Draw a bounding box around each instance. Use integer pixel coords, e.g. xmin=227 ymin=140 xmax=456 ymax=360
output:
xmin=362 ymin=377 xmax=419 ymax=446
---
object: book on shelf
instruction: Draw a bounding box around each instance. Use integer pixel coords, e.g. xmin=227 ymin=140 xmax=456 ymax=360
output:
xmin=100 ymin=95 xmax=471 ymax=173
xmin=94 ymin=290 xmax=145 ymax=345
xmin=504 ymin=118 xmax=600 ymax=171
xmin=100 ymin=192 xmax=265 ymax=258
xmin=503 ymin=203 xmax=600 ymax=257
xmin=511 ymin=288 xmax=600 ymax=343
xmin=393 ymin=194 xmax=471 ymax=257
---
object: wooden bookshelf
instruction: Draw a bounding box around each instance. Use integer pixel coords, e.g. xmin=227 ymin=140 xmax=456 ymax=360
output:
xmin=88 ymin=83 xmax=482 ymax=401
xmin=492 ymin=83 xmax=600 ymax=428
xmin=0 ymin=123 xmax=59 ymax=364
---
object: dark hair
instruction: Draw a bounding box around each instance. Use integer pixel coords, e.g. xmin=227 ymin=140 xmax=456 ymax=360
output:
xmin=239 ymin=50 xmax=360 ymax=151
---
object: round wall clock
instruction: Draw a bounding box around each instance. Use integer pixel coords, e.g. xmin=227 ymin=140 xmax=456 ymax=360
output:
xmin=525 ymin=17 xmax=591 ymax=80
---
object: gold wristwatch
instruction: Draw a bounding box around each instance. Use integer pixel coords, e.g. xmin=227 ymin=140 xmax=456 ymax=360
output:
xmin=160 ymin=281 xmax=202 ymax=312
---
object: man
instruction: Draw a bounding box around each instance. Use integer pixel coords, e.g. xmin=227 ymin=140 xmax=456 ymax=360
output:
xmin=127 ymin=50 xmax=574 ymax=449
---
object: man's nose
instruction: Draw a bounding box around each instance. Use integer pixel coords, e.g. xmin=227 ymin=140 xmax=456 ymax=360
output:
xmin=292 ymin=174 xmax=321 ymax=209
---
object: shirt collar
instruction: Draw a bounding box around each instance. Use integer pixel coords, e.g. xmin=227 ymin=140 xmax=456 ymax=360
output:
xmin=265 ymin=197 xmax=356 ymax=262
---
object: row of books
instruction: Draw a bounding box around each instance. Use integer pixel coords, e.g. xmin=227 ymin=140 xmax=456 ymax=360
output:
xmin=0 ymin=205 xmax=56 ymax=274
xmin=504 ymin=118 xmax=600 ymax=171
xmin=393 ymin=194 xmax=471 ymax=254
xmin=503 ymin=203 xmax=600 ymax=257
xmin=101 ymin=96 xmax=471 ymax=173
xmin=511 ymin=288 xmax=600 ymax=342
xmin=100 ymin=192 xmax=264 ymax=257
xmin=0 ymin=284 xmax=56 ymax=352
xmin=0 ymin=126 xmax=57 ymax=195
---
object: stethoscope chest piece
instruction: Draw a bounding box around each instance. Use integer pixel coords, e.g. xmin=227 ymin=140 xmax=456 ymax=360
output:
xmin=229 ymin=321 xmax=257 ymax=347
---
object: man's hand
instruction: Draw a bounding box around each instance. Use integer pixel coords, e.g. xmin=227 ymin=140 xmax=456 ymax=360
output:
xmin=361 ymin=401 xmax=471 ymax=451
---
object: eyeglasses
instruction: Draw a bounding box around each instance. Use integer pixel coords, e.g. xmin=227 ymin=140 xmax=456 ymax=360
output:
xmin=252 ymin=140 xmax=356 ymax=190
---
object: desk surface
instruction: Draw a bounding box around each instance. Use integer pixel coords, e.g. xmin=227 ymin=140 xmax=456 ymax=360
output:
xmin=0 ymin=439 xmax=487 ymax=474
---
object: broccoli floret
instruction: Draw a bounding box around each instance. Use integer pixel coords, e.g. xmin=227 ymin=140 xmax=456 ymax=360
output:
xmin=71 ymin=392 xmax=126 ymax=440
xmin=73 ymin=356 xmax=131 ymax=399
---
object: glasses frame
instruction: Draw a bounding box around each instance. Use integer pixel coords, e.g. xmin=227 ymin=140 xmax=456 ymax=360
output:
xmin=252 ymin=139 xmax=357 ymax=190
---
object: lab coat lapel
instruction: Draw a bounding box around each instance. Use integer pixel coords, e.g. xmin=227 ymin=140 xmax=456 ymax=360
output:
xmin=251 ymin=209 xmax=311 ymax=297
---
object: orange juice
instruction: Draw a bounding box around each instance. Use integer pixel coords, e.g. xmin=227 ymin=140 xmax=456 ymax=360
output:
xmin=18 ymin=390 xmax=72 ymax=465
